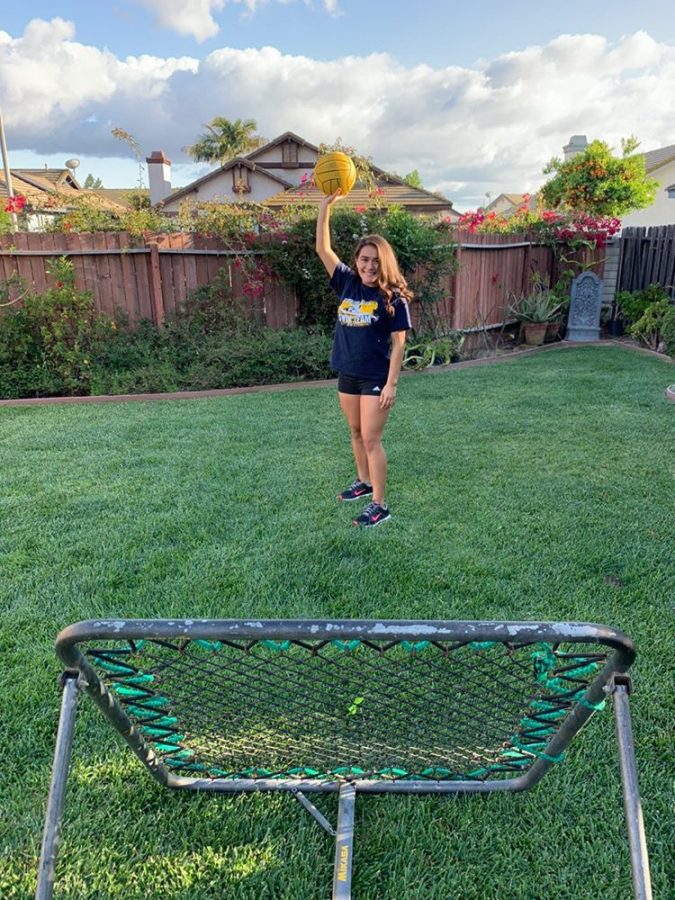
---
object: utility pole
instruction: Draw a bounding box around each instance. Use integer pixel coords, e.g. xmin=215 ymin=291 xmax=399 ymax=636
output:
xmin=0 ymin=106 xmax=18 ymax=233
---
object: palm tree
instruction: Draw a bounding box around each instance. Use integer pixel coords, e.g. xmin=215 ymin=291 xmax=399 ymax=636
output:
xmin=184 ymin=117 xmax=265 ymax=166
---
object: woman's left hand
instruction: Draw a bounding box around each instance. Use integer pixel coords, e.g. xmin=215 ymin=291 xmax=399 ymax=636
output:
xmin=379 ymin=384 xmax=397 ymax=410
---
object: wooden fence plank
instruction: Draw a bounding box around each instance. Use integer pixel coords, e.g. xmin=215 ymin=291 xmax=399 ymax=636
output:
xmin=618 ymin=225 xmax=675 ymax=298
xmin=147 ymin=242 xmax=165 ymax=326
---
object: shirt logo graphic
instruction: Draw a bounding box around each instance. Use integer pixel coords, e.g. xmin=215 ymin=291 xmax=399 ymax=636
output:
xmin=338 ymin=298 xmax=379 ymax=327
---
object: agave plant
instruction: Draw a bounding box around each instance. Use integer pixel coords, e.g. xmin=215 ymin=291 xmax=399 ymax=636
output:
xmin=403 ymin=332 xmax=465 ymax=369
xmin=507 ymin=284 xmax=562 ymax=324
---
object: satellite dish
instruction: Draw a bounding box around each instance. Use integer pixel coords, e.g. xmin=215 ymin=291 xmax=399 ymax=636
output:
xmin=65 ymin=158 xmax=80 ymax=170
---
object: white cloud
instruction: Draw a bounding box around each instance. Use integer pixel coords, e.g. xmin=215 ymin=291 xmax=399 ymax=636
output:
xmin=135 ymin=0 xmax=225 ymax=42
xmin=134 ymin=0 xmax=340 ymax=42
xmin=1 ymin=19 xmax=674 ymax=208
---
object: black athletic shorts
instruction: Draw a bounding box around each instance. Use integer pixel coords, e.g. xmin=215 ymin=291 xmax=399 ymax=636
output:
xmin=337 ymin=372 xmax=386 ymax=396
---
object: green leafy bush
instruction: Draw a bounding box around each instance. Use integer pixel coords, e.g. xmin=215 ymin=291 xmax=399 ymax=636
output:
xmin=0 ymin=209 xmax=13 ymax=234
xmin=89 ymin=323 xmax=332 ymax=395
xmin=0 ymin=258 xmax=112 ymax=397
xmin=615 ymin=284 xmax=668 ymax=324
xmin=660 ymin=305 xmax=675 ymax=358
xmin=0 ymin=259 xmax=333 ymax=399
xmin=629 ymin=298 xmax=674 ymax=352
xmin=87 ymin=271 xmax=332 ymax=395
xmin=614 ymin=284 xmax=674 ymax=353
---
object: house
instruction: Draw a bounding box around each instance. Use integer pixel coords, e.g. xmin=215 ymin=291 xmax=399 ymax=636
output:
xmin=0 ymin=167 xmax=126 ymax=230
xmin=263 ymin=172 xmax=457 ymax=218
xmin=154 ymin=131 xmax=458 ymax=220
xmin=483 ymin=193 xmax=537 ymax=216
xmin=620 ymin=144 xmax=675 ymax=227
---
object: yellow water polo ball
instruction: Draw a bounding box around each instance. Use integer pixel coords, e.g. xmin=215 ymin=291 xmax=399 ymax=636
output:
xmin=313 ymin=151 xmax=357 ymax=196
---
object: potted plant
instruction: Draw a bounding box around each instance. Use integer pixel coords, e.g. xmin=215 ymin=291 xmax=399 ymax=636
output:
xmin=507 ymin=286 xmax=562 ymax=346
xmin=606 ymin=298 xmax=625 ymax=336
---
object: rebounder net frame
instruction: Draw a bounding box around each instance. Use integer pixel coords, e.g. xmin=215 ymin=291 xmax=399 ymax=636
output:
xmin=37 ymin=620 xmax=651 ymax=900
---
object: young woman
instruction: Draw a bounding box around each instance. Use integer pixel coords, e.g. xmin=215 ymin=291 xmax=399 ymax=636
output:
xmin=315 ymin=190 xmax=412 ymax=527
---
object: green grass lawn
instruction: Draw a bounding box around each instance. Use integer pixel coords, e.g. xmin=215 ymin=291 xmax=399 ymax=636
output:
xmin=1 ymin=345 xmax=673 ymax=899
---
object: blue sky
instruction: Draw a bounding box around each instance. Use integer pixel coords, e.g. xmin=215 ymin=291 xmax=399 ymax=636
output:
xmin=2 ymin=1 xmax=674 ymax=208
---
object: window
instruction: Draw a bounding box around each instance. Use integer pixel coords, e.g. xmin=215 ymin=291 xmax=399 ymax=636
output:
xmin=666 ymin=184 xmax=675 ymax=199
xmin=232 ymin=166 xmax=251 ymax=194
xmin=282 ymin=141 xmax=299 ymax=166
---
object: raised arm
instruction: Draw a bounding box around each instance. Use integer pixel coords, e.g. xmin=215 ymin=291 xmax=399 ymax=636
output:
xmin=315 ymin=190 xmax=343 ymax=277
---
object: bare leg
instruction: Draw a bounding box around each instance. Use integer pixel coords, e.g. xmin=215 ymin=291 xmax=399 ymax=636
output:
xmin=338 ymin=392 xmax=370 ymax=483
xmin=360 ymin=396 xmax=390 ymax=505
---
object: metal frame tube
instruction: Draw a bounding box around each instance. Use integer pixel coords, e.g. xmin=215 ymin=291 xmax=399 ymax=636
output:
xmin=35 ymin=673 xmax=79 ymax=900
xmin=610 ymin=678 xmax=652 ymax=900
xmin=290 ymin=788 xmax=335 ymax=836
xmin=332 ymin=783 xmax=356 ymax=899
xmin=48 ymin=618 xmax=644 ymax=899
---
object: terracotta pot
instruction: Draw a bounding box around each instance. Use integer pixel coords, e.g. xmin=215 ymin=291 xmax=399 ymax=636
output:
xmin=521 ymin=322 xmax=548 ymax=346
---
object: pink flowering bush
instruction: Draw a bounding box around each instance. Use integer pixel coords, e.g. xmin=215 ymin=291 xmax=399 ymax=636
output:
xmin=452 ymin=197 xmax=620 ymax=249
xmin=4 ymin=194 xmax=26 ymax=214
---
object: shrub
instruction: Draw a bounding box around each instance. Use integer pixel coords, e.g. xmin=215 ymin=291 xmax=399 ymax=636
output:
xmin=86 ymin=271 xmax=333 ymax=396
xmin=614 ymin=284 xmax=674 ymax=353
xmin=629 ymin=299 xmax=674 ymax=352
xmin=615 ymin=284 xmax=669 ymax=324
xmin=89 ymin=324 xmax=332 ymax=395
xmin=660 ymin=305 xmax=675 ymax=358
xmin=0 ymin=258 xmax=113 ymax=397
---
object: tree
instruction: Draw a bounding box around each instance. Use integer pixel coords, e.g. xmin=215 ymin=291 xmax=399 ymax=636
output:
xmin=540 ymin=138 xmax=658 ymax=217
xmin=83 ymin=174 xmax=103 ymax=189
xmin=185 ymin=117 xmax=265 ymax=166
xmin=402 ymin=169 xmax=423 ymax=189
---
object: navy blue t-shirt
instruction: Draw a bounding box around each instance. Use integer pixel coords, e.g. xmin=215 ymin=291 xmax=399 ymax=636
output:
xmin=329 ymin=262 xmax=411 ymax=380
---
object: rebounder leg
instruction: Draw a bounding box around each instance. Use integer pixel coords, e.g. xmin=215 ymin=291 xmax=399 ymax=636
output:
xmin=332 ymin=783 xmax=356 ymax=899
xmin=36 ymin=672 xmax=80 ymax=900
xmin=609 ymin=675 xmax=652 ymax=900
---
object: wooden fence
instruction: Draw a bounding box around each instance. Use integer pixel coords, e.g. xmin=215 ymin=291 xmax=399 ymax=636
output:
xmin=617 ymin=225 xmax=675 ymax=297
xmin=0 ymin=232 xmax=296 ymax=329
xmin=0 ymin=230 xmax=604 ymax=332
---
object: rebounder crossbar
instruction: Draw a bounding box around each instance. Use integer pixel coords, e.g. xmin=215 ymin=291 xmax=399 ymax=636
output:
xmin=36 ymin=619 xmax=652 ymax=899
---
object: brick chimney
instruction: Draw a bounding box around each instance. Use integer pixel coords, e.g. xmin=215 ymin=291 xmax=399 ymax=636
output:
xmin=146 ymin=150 xmax=171 ymax=204
xmin=563 ymin=135 xmax=588 ymax=161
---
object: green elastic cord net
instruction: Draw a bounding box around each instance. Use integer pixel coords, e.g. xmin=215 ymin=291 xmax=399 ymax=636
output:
xmin=87 ymin=637 xmax=607 ymax=783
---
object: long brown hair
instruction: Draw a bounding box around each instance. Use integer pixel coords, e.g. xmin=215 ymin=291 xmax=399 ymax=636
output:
xmin=352 ymin=235 xmax=414 ymax=315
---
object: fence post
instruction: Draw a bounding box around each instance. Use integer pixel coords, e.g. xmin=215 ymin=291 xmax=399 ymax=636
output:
xmin=452 ymin=243 xmax=462 ymax=330
xmin=521 ymin=240 xmax=532 ymax=293
xmin=147 ymin=242 xmax=165 ymax=327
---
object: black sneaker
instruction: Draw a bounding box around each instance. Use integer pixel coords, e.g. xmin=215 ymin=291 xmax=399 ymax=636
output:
xmin=338 ymin=479 xmax=373 ymax=502
xmin=352 ymin=502 xmax=390 ymax=527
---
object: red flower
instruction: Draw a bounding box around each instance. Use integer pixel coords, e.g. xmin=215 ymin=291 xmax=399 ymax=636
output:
xmin=355 ymin=205 xmax=367 ymax=213
xmin=4 ymin=194 xmax=26 ymax=214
